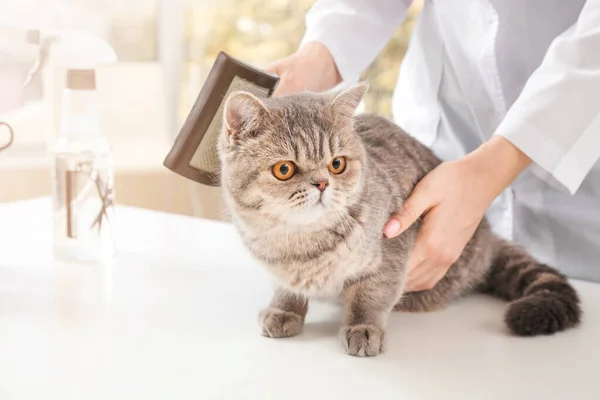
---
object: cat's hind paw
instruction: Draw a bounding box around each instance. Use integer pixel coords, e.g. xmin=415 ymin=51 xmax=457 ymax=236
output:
xmin=259 ymin=308 xmax=304 ymax=338
xmin=339 ymin=324 xmax=385 ymax=357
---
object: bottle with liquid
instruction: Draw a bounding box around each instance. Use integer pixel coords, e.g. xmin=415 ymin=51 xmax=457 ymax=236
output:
xmin=51 ymin=69 xmax=116 ymax=263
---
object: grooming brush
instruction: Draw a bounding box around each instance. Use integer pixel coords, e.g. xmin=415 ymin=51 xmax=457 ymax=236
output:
xmin=163 ymin=51 xmax=280 ymax=186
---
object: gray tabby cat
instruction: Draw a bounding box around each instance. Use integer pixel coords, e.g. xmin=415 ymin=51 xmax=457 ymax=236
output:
xmin=217 ymin=83 xmax=581 ymax=357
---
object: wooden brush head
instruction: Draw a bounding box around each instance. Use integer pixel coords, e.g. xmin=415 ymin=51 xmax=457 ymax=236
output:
xmin=163 ymin=52 xmax=279 ymax=186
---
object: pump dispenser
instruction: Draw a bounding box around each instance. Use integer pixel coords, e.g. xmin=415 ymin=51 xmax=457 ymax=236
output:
xmin=34 ymin=31 xmax=118 ymax=264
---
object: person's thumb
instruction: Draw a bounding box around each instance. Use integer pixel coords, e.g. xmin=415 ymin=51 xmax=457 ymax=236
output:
xmin=384 ymin=188 xmax=431 ymax=239
xmin=261 ymin=60 xmax=280 ymax=75
xmin=261 ymin=63 xmax=289 ymax=96
xmin=262 ymin=65 xmax=276 ymax=75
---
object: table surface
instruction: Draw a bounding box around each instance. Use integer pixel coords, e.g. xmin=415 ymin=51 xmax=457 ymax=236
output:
xmin=1 ymin=197 xmax=599 ymax=400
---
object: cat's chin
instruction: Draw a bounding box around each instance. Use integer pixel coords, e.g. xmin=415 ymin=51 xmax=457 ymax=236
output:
xmin=283 ymin=204 xmax=338 ymax=227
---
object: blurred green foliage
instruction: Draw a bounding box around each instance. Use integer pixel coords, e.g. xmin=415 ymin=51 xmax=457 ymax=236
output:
xmin=181 ymin=0 xmax=421 ymax=118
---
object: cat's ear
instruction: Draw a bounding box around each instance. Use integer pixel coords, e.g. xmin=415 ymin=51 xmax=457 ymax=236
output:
xmin=223 ymin=91 xmax=269 ymax=144
xmin=329 ymin=82 xmax=369 ymax=121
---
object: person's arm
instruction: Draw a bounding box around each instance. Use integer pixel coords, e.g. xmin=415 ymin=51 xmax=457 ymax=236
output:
xmin=494 ymin=0 xmax=600 ymax=194
xmin=385 ymin=1 xmax=600 ymax=292
xmin=300 ymin=0 xmax=414 ymax=84
xmin=265 ymin=0 xmax=413 ymax=95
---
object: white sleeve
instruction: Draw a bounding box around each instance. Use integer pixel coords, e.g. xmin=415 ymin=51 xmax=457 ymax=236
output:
xmin=299 ymin=0 xmax=413 ymax=84
xmin=494 ymin=0 xmax=600 ymax=195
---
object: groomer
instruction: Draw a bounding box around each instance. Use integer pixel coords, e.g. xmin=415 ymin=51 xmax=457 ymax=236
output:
xmin=265 ymin=0 xmax=600 ymax=291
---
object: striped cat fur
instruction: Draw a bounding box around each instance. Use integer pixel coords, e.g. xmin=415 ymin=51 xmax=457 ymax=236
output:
xmin=217 ymin=83 xmax=581 ymax=357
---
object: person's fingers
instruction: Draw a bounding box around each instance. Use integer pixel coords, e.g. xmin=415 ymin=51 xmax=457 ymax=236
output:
xmin=406 ymin=253 xmax=434 ymax=282
xmin=402 ymin=208 xmax=435 ymax=293
xmin=428 ymin=267 xmax=449 ymax=289
xmin=407 ymin=256 xmax=426 ymax=279
xmin=406 ymin=278 xmax=429 ymax=293
xmin=405 ymin=261 xmax=442 ymax=292
xmin=268 ymin=72 xmax=302 ymax=97
xmin=412 ymin=268 xmax=446 ymax=292
xmin=405 ymin=214 xmax=440 ymax=276
xmin=405 ymin=262 xmax=427 ymax=292
xmin=405 ymin=264 xmax=433 ymax=292
xmin=407 ymin=277 xmax=433 ymax=292
xmin=262 ymin=63 xmax=291 ymax=96
xmin=407 ymin=239 xmax=427 ymax=277
xmin=384 ymin=186 xmax=433 ymax=238
xmin=261 ymin=60 xmax=280 ymax=74
xmin=272 ymin=81 xmax=297 ymax=96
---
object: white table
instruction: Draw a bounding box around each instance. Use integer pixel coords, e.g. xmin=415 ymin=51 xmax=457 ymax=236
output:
xmin=0 ymin=197 xmax=599 ymax=400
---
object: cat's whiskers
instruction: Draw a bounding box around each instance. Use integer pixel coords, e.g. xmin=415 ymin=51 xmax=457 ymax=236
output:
xmin=288 ymin=190 xmax=302 ymax=200
xmin=332 ymin=208 xmax=352 ymax=239
xmin=331 ymin=205 xmax=362 ymax=244
xmin=346 ymin=212 xmax=369 ymax=245
xmin=291 ymin=199 xmax=308 ymax=209
xmin=287 ymin=190 xmax=313 ymax=210
xmin=330 ymin=196 xmax=372 ymax=246
xmin=332 ymin=187 xmax=352 ymax=193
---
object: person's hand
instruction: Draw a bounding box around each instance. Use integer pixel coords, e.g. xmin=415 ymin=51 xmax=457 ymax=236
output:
xmin=263 ymin=42 xmax=342 ymax=96
xmin=383 ymin=136 xmax=532 ymax=292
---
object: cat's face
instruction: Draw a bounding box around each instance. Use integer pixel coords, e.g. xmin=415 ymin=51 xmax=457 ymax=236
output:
xmin=218 ymin=84 xmax=368 ymax=226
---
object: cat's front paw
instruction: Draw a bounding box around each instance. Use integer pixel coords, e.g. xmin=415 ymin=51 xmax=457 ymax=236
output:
xmin=339 ymin=324 xmax=385 ymax=357
xmin=259 ymin=308 xmax=304 ymax=338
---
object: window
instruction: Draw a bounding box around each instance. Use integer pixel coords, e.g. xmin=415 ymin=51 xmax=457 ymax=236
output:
xmin=0 ymin=0 xmax=159 ymax=157
xmin=176 ymin=0 xmax=422 ymax=124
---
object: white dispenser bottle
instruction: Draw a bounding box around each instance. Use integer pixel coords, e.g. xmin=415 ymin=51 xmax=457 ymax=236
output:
xmin=52 ymin=68 xmax=115 ymax=263
xmin=39 ymin=32 xmax=118 ymax=264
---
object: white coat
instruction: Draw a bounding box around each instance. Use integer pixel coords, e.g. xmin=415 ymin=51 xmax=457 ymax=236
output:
xmin=300 ymin=0 xmax=600 ymax=282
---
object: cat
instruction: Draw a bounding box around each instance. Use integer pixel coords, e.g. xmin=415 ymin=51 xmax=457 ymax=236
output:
xmin=217 ymin=82 xmax=582 ymax=357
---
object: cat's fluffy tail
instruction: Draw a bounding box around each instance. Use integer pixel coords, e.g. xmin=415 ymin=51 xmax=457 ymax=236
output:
xmin=484 ymin=240 xmax=582 ymax=336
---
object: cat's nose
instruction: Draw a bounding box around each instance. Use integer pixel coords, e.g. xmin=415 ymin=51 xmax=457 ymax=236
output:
xmin=312 ymin=180 xmax=329 ymax=192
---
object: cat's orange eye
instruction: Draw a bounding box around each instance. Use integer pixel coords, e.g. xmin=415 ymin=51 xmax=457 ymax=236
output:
xmin=328 ymin=156 xmax=347 ymax=175
xmin=272 ymin=161 xmax=296 ymax=181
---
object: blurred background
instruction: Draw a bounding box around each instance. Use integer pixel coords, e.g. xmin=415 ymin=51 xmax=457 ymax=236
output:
xmin=0 ymin=0 xmax=422 ymax=220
